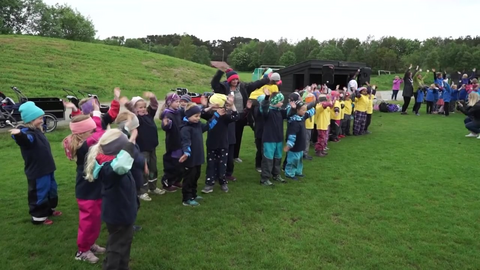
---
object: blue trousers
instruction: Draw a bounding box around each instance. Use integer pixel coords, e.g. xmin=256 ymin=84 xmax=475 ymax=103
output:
xmin=261 ymin=142 xmax=283 ymax=181
xmin=285 ymin=151 xmax=304 ymax=177
xmin=27 ymin=173 xmax=58 ymax=223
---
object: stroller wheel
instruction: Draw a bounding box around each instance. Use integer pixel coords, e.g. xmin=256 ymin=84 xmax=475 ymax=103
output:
xmin=43 ymin=113 xmax=58 ymax=133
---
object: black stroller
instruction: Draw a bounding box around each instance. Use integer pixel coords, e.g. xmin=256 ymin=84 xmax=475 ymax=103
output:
xmin=63 ymin=88 xmax=110 ymax=118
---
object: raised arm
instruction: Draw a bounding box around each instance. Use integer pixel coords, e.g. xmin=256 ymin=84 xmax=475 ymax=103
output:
xmin=211 ymin=69 xmax=225 ymax=94
xmin=11 ymin=128 xmax=34 ymax=147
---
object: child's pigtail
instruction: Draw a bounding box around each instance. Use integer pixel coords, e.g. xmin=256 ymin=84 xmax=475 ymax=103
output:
xmin=84 ymin=143 xmax=101 ymax=182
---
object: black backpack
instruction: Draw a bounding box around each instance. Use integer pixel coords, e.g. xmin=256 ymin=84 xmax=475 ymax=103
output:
xmin=379 ymin=102 xmax=389 ymax=113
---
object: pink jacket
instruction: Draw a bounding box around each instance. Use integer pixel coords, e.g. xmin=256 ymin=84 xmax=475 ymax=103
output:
xmin=392 ymin=79 xmax=403 ymax=90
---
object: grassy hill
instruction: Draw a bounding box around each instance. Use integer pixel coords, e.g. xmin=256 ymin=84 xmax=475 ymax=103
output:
xmin=0 ymin=35 xmax=253 ymax=101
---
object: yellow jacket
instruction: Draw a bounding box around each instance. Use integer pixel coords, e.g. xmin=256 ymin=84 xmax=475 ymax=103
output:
xmin=249 ymin=84 xmax=279 ymax=100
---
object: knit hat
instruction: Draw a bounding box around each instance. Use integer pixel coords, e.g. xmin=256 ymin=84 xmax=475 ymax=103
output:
xmin=270 ymin=72 xmax=281 ymax=81
xmin=289 ymin=92 xmax=300 ymax=102
xmin=130 ymin=96 xmax=144 ymax=106
xmin=117 ymin=113 xmax=140 ymax=132
xmin=226 ymin=69 xmax=240 ymax=83
xmin=209 ymin=93 xmax=227 ymax=107
xmin=185 ymin=105 xmax=201 ymax=118
xmin=180 ymin=94 xmax=191 ymax=103
xmin=81 ymin=99 xmax=94 ymax=115
xmin=101 ymin=133 xmax=129 ymax=156
xmin=166 ymin=93 xmax=180 ymax=107
xmin=270 ymin=93 xmax=284 ymax=106
xmin=19 ymin=101 xmax=44 ymax=123
xmin=69 ymin=117 xmax=96 ymax=134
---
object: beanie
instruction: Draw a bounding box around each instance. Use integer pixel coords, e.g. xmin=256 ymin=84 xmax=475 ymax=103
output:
xmin=166 ymin=93 xmax=180 ymax=107
xmin=180 ymin=94 xmax=192 ymax=103
xmin=289 ymin=92 xmax=300 ymax=102
xmin=270 ymin=92 xmax=285 ymax=106
xmin=81 ymin=99 xmax=94 ymax=115
xmin=19 ymin=101 xmax=45 ymax=123
xmin=226 ymin=69 xmax=240 ymax=83
xmin=101 ymin=133 xmax=129 ymax=156
xmin=270 ymin=72 xmax=281 ymax=81
xmin=185 ymin=105 xmax=201 ymax=118
xmin=130 ymin=96 xmax=144 ymax=106
xmin=209 ymin=93 xmax=227 ymax=107
xmin=69 ymin=117 xmax=96 ymax=135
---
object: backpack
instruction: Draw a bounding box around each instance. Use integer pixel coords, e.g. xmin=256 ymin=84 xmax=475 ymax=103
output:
xmin=388 ymin=104 xmax=399 ymax=112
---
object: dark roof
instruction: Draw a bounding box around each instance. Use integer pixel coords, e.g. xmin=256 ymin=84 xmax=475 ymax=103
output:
xmin=278 ymin=60 xmax=367 ymax=75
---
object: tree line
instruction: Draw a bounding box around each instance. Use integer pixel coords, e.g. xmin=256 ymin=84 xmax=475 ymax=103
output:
xmin=2 ymin=0 xmax=480 ymax=72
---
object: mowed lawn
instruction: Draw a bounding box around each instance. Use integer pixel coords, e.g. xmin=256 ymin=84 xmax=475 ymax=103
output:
xmin=1 ymin=111 xmax=479 ymax=270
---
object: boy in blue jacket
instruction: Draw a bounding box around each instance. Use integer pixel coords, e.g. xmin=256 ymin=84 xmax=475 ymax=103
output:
xmin=442 ymin=82 xmax=453 ymax=116
xmin=414 ymin=87 xmax=425 ymax=116
xmin=425 ymin=84 xmax=438 ymax=114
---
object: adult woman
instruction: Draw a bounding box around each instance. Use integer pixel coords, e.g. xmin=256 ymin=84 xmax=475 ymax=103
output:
xmin=458 ymin=93 xmax=480 ymax=138
xmin=412 ymin=70 xmax=429 ymax=113
xmin=210 ymin=63 xmax=270 ymax=165
xmin=401 ymin=64 xmax=419 ymax=114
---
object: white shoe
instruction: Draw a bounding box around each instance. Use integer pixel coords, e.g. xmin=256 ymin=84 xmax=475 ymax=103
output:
xmin=234 ymin=158 xmax=243 ymax=163
xmin=149 ymin=188 xmax=166 ymax=195
xmin=465 ymin=133 xmax=478 ymax=138
xmin=138 ymin=193 xmax=152 ymax=201
xmin=477 ymin=135 xmax=480 ymax=139
xmin=75 ymin=250 xmax=99 ymax=264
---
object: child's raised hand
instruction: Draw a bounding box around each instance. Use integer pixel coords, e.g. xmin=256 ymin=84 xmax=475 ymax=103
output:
xmin=416 ymin=65 xmax=419 ymax=70
xmin=474 ymin=68 xmax=477 ymax=72
xmin=114 ymin=87 xmax=121 ymax=100
xmin=93 ymin=100 xmax=100 ymax=111
xmin=409 ymin=64 xmax=412 ymax=69
xmin=9 ymin=128 xmax=20 ymax=135
xmin=200 ymin=95 xmax=208 ymax=106
xmin=336 ymin=84 xmax=340 ymax=90
xmin=143 ymin=91 xmax=155 ymax=99
xmin=419 ymin=69 xmax=422 ymax=72
xmin=289 ymin=100 xmax=297 ymax=109
xmin=457 ymin=71 xmax=461 ymax=74
xmin=227 ymin=95 xmax=234 ymax=105
xmin=432 ymin=68 xmax=436 ymax=72
xmin=216 ymin=108 xmax=226 ymax=116
xmin=283 ymin=145 xmax=290 ymax=152
xmin=427 ymin=70 xmax=430 ymax=73
xmin=246 ymin=99 xmax=253 ymax=109
xmin=263 ymin=87 xmax=270 ymax=96
xmin=119 ymin=97 xmax=130 ymax=105
xmin=63 ymin=101 xmax=76 ymax=109
xmin=179 ymin=154 xmax=188 ymax=163
xmin=162 ymin=117 xmax=171 ymax=126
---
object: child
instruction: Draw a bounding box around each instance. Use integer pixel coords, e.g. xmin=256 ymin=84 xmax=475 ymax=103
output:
xmin=116 ymin=112 xmax=144 ymax=232
xmin=122 ymin=92 xmax=164 ymax=201
xmin=314 ymin=94 xmax=332 ymax=157
xmin=414 ymin=87 xmax=424 ymax=116
xmin=284 ymin=101 xmax=315 ymax=180
xmin=303 ymin=92 xmax=316 ymax=160
xmin=442 ymin=81 xmax=453 ymax=116
xmin=63 ymin=105 xmax=106 ymax=263
xmin=353 ymin=87 xmax=369 ymax=135
xmin=252 ymin=99 xmax=264 ymax=172
xmin=83 ymin=129 xmax=137 ymax=270
xmin=10 ymin=102 xmax=61 ymax=225
xmin=179 ymin=103 xmax=222 ymax=206
xmin=258 ymin=89 xmax=291 ymax=186
xmin=364 ymin=86 xmax=376 ymax=134
xmin=425 ymin=84 xmax=438 ymax=114
xmin=341 ymin=92 xmax=353 ymax=136
xmin=65 ymin=88 xmax=121 ymax=130
xmin=391 ymin=76 xmax=403 ymax=100
xmin=159 ymin=93 xmax=184 ymax=192
xmin=450 ymin=84 xmax=459 ymax=113
xmin=179 ymin=94 xmax=191 ymax=117
xmin=329 ymin=91 xmax=341 ymax=141
xmin=202 ymin=94 xmax=239 ymax=193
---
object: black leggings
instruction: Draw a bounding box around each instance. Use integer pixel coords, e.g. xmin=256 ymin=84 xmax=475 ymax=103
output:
xmin=401 ymin=96 xmax=411 ymax=112
xmin=391 ymin=90 xmax=399 ymax=100
xmin=444 ymin=102 xmax=450 ymax=116
xmin=426 ymin=101 xmax=434 ymax=114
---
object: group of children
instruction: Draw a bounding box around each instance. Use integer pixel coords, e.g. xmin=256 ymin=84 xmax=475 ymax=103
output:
xmin=10 ymin=68 xmax=378 ymax=269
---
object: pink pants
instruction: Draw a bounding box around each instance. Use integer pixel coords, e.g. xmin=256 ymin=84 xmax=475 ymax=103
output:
xmin=77 ymin=199 xmax=102 ymax=252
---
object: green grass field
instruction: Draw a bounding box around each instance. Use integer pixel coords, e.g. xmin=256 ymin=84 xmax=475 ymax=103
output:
xmin=0 ymin=35 xmax=229 ymax=101
xmin=1 ymin=111 xmax=479 ymax=270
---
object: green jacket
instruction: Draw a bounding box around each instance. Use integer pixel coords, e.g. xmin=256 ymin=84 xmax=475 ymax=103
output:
xmin=413 ymin=73 xmax=427 ymax=92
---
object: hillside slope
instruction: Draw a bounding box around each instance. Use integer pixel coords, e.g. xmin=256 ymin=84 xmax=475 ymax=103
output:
xmin=0 ymin=35 xmax=228 ymax=101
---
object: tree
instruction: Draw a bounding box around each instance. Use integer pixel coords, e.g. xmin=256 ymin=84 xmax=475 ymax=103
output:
xmin=124 ymin=38 xmax=144 ymax=49
xmin=317 ymin=45 xmax=345 ymax=61
xmin=0 ymin=0 xmax=23 ymax=34
xmin=104 ymin=36 xmax=125 ymax=46
xmin=175 ymin=34 xmax=195 ymax=60
xmin=294 ymin=37 xmax=320 ymax=63
xmin=424 ymin=49 xmax=440 ymax=70
xmin=279 ymin=51 xmax=296 ymax=67
xmin=229 ymin=48 xmax=250 ymax=71
xmin=260 ymin=41 xmax=279 ymax=65
xmin=191 ymin=45 xmax=211 ymax=65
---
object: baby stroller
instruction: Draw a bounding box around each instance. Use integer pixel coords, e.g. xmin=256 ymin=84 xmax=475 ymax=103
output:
xmin=0 ymin=93 xmax=19 ymax=128
xmin=171 ymin=87 xmax=203 ymax=104
xmin=63 ymin=88 xmax=110 ymax=118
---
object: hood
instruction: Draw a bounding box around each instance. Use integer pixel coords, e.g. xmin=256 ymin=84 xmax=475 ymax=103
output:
xmin=93 ymin=153 xmax=115 ymax=179
xmin=160 ymin=108 xmax=178 ymax=119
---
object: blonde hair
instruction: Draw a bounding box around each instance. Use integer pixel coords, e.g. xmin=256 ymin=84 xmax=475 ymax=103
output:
xmin=115 ymin=111 xmax=134 ymax=124
xmin=17 ymin=121 xmax=43 ymax=132
xmin=463 ymin=74 xmax=468 ymax=79
xmin=468 ymin=93 xmax=479 ymax=106
xmin=62 ymin=115 xmax=93 ymax=160
xmin=185 ymin=102 xmax=198 ymax=111
xmin=84 ymin=129 xmax=124 ymax=182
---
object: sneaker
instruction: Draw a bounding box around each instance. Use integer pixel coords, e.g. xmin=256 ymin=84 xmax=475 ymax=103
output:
xmin=303 ymin=155 xmax=313 ymax=160
xmin=226 ymin=175 xmax=237 ymax=182
xmin=273 ymin=175 xmax=286 ymax=183
xmin=138 ymin=193 xmax=152 ymax=201
xmin=416 ymin=113 xmax=420 ymax=116
xmin=52 ymin=210 xmax=62 ymax=216
xmin=201 ymin=185 xmax=214 ymax=194
xmin=234 ymin=158 xmax=243 ymax=163
xmin=221 ymin=184 xmax=229 ymax=192
xmin=75 ymin=250 xmax=99 ymax=264
xmin=182 ymin=200 xmax=200 ymax=207
xmin=149 ymin=188 xmax=166 ymax=195
xmin=34 ymin=219 xmax=53 ymax=225
xmin=133 ymin=225 xmax=142 ymax=232
xmin=324 ymin=147 xmax=329 ymax=150
xmin=194 ymin=196 xmax=203 ymax=200
xmin=256 ymin=167 xmax=262 ymax=173
xmin=90 ymin=244 xmax=105 ymax=255
xmin=477 ymin=135 xmax=480 ymax=139
xmin=466 ymin=133 xmax=478 ymax=138
xmin=286 ymin=175 xmax=298 ymax=181
xmin=261 ymin=180 xmax=274 ymax=186
xmin=163 ymin=186 xmax=178 ymax=192
xmin=173 ymin=182 xmax=183 ymax=188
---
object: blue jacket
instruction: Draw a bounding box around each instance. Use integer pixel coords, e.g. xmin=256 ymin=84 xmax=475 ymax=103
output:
xmin=180 ymin=116 xmax=219 ymax=167
xmin=442 ymin=83 xmax=453 ymax=103
xmin=417 ymin=90 xmax=424 ymax=103
xmin=93 ymin=143 xmax=137 ymax=225
xmin=459 ymin=88 xmax=468 ymax=100
xmin=426 ymin=88 xmax=438 ymax=102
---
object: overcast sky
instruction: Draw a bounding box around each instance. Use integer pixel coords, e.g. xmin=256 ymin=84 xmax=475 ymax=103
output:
xmin=43 ymin=0 xmax=479 ymax=42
